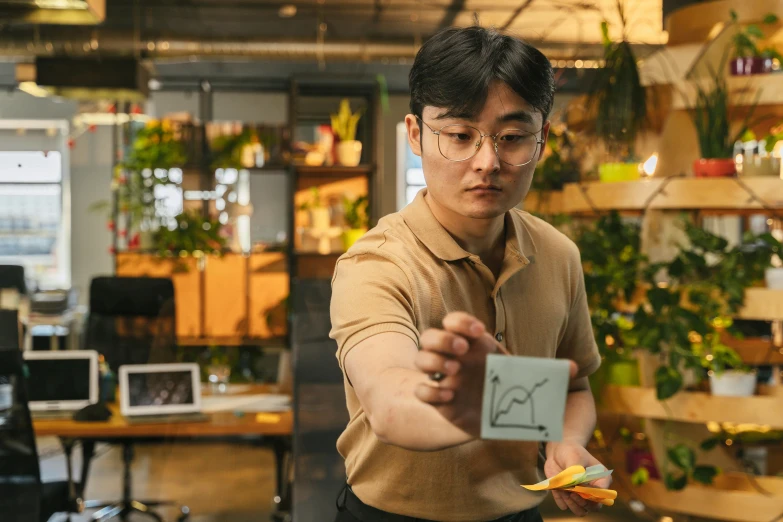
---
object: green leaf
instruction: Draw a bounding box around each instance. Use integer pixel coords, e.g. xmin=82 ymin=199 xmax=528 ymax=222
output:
xmin=746 ymin=25 xmax=765 ymax=39
xmin=600 ymin=20 xmax=611 ymax=48
xmin=664 ymin=472 xmax=688 ymax=491
xmin=693 ymin=465 xmax=719 ymax=485
xmin=656 ymin=365 xmax=683 ymax=400
xmin=700 ymin=436 xmax=722 ymax=451
xmin=631 ymin=467 xmax=650 ymax=486
xmin=730 ymin=9 xmax=738 ymax=22
xmin=667 ymin=444 xmax=696 ymax=471
xmin=763 ymin=13 xmax=779 ymax=25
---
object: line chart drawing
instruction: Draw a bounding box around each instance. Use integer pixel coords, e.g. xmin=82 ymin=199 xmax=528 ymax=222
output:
xmin=488 ymin=371 xmax=550 ymax=435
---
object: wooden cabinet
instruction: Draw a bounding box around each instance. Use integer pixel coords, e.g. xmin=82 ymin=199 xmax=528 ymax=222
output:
xmin=116 ymin=252 xmax=288 ymax=344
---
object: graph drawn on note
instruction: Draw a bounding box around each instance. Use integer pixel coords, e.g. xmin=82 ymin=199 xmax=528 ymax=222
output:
xmin=481 ymin=355 xmax=570 ymax=442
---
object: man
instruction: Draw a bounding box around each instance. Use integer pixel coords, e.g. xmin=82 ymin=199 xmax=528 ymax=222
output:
xmin=329 ymin=25 xmax=610 ymax=522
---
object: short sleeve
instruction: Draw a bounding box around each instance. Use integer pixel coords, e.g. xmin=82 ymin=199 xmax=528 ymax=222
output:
xmin=329 ymin=252 xmax=419 ymax=371
xmin=556 ymin=250 xmax=601 ymax=379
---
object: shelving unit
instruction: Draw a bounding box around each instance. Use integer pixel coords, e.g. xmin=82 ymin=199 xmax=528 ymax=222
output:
xmin=555 ymin=177 xmax=783 ymax=214
xmin=601 ymin=385 xmax=783 ymax=429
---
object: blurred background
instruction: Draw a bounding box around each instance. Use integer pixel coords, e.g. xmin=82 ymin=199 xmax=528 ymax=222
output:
xmin=0 ymin=1 xmax=782 ymax=521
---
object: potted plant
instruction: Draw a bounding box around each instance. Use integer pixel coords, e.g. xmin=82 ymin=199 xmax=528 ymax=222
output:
xmin=342 ymin=194 xmax=369 ymax=250
xmin=689 ymin=62 xmax=758 ymax=177
xmin=588 ymin=10 xmax=648 ymax=182
xmin=298 ymin=187 xmax=330 ymax=230
xmin=331 ymin=99 xmax=363 ymax=167
xmin=152 ymin=210 xmax=226 ymax=259
xmin=693 ymin=331 xmax=756 ymax=397
xmin=730 ymin=10 xmax=782 ymax=76
xmin=210 ymin=128 xmax=259 ymax=170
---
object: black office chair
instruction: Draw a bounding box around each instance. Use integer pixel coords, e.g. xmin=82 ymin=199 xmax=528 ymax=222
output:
xmin=0 ymin=265 xmax=27 ymax=296
xmin=83 ymin=276 xmax=188 ymax=522
xmin=0 ymin=347 xmax=86 ymax=522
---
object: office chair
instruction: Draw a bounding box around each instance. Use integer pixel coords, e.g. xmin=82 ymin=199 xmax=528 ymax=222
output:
xmin=0 ymin=347 xmax=87 ymax=522
xmin=83 ymin=276 xmax=189 ymax=522
xmin=0 ymin=265 xmax=27 ymax=296
xmin=0 ymin=309 xmax=21 ymax=349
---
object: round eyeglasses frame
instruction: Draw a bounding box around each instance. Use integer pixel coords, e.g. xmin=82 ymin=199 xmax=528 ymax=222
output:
xmin=416 ymin=116 xmax=545 ymax=167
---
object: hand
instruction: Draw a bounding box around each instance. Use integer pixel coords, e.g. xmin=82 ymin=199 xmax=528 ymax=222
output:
xmin=544 ymin=441 xmax=613 ymax=516
xmin=412 ymin=312 xmax=504 ymax=437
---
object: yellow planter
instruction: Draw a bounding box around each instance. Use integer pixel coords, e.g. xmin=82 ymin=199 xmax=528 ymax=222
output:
xmin=599 ymin=162 xmax=640 ymax=183
xmin=342 ymin=228 xmax=367 ymax=251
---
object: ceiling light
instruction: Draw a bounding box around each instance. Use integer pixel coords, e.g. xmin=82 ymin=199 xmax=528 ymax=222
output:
xmin=3 ymin=0 xmax=105 ymax=24
xmin=278 ymin=4 xmax=297 ymax=18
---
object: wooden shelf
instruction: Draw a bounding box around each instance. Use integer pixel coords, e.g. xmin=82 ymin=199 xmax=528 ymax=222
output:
xmin=629 ymin=474 xmax=783 ymax=522
xmin=519 ymin=190 xmax=565 ymax=214
xmin=599 ymin=385 xmax=783 ymax=429
xmin=561 ymin=177 xmax=783 ymax=213
xmin=178 ymin=336 xmax=287 ymax=347
xmin=738 ymin=288 xmax=783 ymax=321
xmin=673 ymin=74 xmax=783 ymax=111
xmin=294 ymin=165 xmax=373 ymax=178
xmin=723 ymin=335 xmax=783 ymax=365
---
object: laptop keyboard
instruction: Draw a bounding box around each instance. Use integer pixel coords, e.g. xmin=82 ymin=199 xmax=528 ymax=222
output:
xmin=124 ymin=412 xmax=209 ymax=424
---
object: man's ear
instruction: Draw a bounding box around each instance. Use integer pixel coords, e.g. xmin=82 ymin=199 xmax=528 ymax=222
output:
xmin=405 ymin=114 xmax=422 ymax=157
xmin=538 ymin=120 xmax=551 ymax=161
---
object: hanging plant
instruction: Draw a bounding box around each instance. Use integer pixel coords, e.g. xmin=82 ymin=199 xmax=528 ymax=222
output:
xmin=123 ymin=119 xmax=187 ymax=173
xmin=587 ymin=1 xmax=648 ymax=161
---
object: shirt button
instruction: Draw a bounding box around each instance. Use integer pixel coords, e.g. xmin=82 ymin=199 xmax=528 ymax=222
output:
xmin=495 ymin=332 xmax=504 ymax=342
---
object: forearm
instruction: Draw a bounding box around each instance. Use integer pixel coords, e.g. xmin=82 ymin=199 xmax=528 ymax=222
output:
xmin=546 ymin=388 xmax=597 ymax=457
xmin=367 ymin=367 xmax=473 ymax=452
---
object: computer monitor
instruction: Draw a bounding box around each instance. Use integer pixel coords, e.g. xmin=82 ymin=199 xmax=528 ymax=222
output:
xmin=119 ymin=363 xmax=201 ymax=417
xmin=23 ymin=350 xmax=99 ymax=412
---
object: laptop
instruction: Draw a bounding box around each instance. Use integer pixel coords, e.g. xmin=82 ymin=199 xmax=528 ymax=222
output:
xmin=119 ymin=363 xmax=207 ymax=424
xmin=23 ymin=350 xmax=99 ymax=419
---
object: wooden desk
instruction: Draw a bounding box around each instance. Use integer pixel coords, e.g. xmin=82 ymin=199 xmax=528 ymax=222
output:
xmin=33 ymin=405 xmax=293 ymax=438
xmin=33 ymin=388 xmax=293 ymax=519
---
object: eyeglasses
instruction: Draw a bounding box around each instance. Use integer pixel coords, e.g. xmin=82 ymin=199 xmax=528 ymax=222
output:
xmin=417 ymin=116 xmax=544 ymax=166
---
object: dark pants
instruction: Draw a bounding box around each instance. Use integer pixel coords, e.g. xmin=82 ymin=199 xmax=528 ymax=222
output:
xmin=335 ymin=485 xmax=544 ymax=522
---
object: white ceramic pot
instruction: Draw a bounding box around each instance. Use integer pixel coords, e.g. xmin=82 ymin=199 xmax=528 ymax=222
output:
xmin=336 ymin=140 xmax=362 ymax=167
xmin=709 ymin=370 xmax=756 ymax=397
xmin=765 ymin=268 xmax=783 ymax=289
xmin=309 ymin=207 xmax=331 ymax=230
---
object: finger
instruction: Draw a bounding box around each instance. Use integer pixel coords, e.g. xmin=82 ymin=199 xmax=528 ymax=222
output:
xmin=442 ymin=312 xmax=486 ymax=339
xmin=551 ymin=490 xmax=568 ymax=511
xmin=414 ymin=382 xmax=454 ymax=404
xmin=420 ymin=328 xmax=470 ymax=356
xmin=585 ymin=500 xmax=603 ymax=512
xmin=563 ymin=493 xmax=587 ymax=517
xmin=415 ymin=351 xmax=461 ymax=377
xmin=591 ymin=476 xmax=613 ymax=489
xmin=567 ymin=360 xmax=578 ymax=379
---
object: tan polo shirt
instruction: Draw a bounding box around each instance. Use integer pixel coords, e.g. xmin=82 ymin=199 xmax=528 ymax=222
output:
xmin=329 ymin=189 xmax=600 ymax=521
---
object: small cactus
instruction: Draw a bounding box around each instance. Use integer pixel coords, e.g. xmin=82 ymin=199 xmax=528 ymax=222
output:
xmin=330 ymin=99 xmax=363 ymax=142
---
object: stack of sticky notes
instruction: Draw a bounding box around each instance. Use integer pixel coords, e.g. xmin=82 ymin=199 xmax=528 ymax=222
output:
xmin=521 ymin=465 xmax=617 ymax=506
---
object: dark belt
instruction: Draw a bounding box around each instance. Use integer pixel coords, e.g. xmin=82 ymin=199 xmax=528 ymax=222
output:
xmin=337 ymin=484 xmax=539 ymax=522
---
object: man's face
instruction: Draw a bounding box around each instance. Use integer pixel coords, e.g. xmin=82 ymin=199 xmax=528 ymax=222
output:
xmin=406 ymin=81 xmax=550 ymax=220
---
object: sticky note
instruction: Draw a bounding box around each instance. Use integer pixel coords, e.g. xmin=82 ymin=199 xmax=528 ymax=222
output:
xmin=481 ymin=354 xmax=570 ymax=442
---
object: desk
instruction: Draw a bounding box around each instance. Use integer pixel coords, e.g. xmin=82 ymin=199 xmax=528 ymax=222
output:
xmin=33 ymin=389 xmax=293 ymax=520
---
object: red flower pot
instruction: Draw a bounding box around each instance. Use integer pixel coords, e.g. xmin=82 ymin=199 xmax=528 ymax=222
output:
xmin=730 ymin=57 xmax=774 ymax=76
xmin=693 ymin=158 xmax=737 ymax=178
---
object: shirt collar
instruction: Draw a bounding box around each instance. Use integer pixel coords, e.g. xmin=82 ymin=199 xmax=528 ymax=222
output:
xmin=400 ymin=188 xmax=537 ymax=262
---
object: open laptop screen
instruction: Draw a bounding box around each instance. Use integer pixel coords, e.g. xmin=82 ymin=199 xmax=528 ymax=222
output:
xmin=119 ymin=363 xmax=201 ymax=416
xmin=23 ymin=350 xmax=99 ymax=411
xmin=127 ymin=370 xmax=194 ymax=408
xmin=26 ymin=358 xmax=91 ymax=402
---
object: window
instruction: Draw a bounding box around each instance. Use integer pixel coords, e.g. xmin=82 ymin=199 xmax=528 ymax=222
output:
xmin=0 ymin=151 xmax=67 ymax=288
xmin=396 ymin=122 xmax=426 ymax=210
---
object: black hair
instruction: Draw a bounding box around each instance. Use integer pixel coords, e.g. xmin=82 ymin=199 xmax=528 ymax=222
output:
xmin=409 ymin=26 xmax=555 ymax=124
